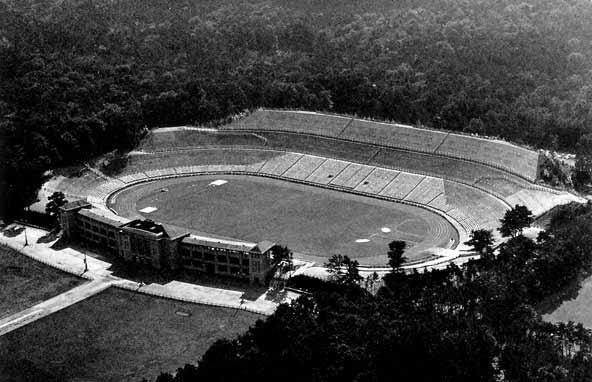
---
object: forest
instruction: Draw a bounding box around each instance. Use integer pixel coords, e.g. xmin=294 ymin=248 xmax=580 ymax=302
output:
xmin=2 ymin=0 xmax=592 ymax=216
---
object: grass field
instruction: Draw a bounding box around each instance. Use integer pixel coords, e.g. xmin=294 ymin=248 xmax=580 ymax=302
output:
xmin=0 ymin=245 xmax=83 ymax=320
xmin=112 ymin=175 xmax=458 ymax=265
xmin=0 ymin=287 xmax=261 ymax=382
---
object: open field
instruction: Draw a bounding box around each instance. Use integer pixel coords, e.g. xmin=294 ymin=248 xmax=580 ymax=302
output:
xmin=0 ymin=245 xmax=83 ymax=320
xmin=0 ymin=287 xmax=261 ymax=382
xmin=112 ymin=175 xmax=458 ymax=265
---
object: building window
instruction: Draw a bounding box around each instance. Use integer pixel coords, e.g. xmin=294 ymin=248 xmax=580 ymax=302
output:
xmin=217 ymin=265 xmax=228 ymax=273
xmin=229 ymin=257 xmax=240 ymax=265
xmin=204 ymin=253 xmax=214 ymax=261
xmin=216 ymin=255 xmax=227 ymax=263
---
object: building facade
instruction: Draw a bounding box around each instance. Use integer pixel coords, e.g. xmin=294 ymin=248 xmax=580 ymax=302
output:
xmin=60 ymin=200 xmax=275 ymax=284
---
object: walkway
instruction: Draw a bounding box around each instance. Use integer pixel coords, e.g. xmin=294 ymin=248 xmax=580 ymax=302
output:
xmin=0 ymin=227 xmax=300 ymax=326
xmin=0 ymin=279 xmax=111 ymax=336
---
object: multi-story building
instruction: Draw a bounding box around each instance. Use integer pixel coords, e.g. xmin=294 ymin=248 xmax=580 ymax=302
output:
xmin=60 ymin=200 xmax=276 ymax=284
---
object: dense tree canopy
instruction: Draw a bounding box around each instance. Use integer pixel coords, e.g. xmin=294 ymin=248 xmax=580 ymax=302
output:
xmin=2 ymin=0 xmax=592 ymax=216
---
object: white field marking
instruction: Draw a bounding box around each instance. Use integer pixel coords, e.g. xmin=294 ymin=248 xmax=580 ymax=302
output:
xmin=139 ymin=206 xmax=158 ymax=213
xmin=209 ymin=179 xmax=228 ymax=186
xmin=381 ymin=227 xmax=392 ymax=233
xmin=355 ymin=239 xmax=370 ymax=243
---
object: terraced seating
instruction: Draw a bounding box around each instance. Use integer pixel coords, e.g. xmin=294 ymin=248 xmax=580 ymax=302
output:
xmin=258 ymin=153 xmax=303 ymax=176
xmin=342 ymin=119 xmax=448 ymax=153
xmin=506 ymin=189 xmax=557 ymax=216
xmin=226 ymin=109 xmax=350 ymax=137
xmin=404 ymin=177 xmax=444 ymax=205
xmin=354 ymin=168 xmax=399 ymax=194
xmin=306 ymin=159 xmax=349 ymax=185
xmin=174 ymin=166 xmax=194 ymax=175
xmin=140 ymin=129 xmax=267 ymax=151
xmin=224 ymin=110 xmax=540 ymax=182
xmin=443 ymin=181 xmax=506 ymax=228
xmin=435 ymin=135 xmax=539 ymax=181
xmin=379 ymin=172 xmax=424 ymax=200
xmin=329 ymin=163 xmax=374 ymax=188
xmin=282 ymin=155 xmax=326 ymax=180
xmin=50 ymin=171 xmax=106 ymax=200
xmin=427 ymin=194 xmax=454 ymax=213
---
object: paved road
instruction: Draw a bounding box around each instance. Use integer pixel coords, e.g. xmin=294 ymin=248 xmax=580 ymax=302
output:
xmin=0 ymin=278 xmax=112 ymax=337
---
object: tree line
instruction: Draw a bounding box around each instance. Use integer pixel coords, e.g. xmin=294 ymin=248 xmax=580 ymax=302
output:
xmin=2 ymin=0 xmax=592 ymax=216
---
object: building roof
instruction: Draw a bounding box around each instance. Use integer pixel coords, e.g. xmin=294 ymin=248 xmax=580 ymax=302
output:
xmin=78 ymin=208 xmax=128 ymax=228
xmin=253 ymin=240 xmax=276 ymax=254
xmin=121 ymin=219 xmax=189 ymax=240
xmin=61 ymin=199 xmax=91 ymax=212
xmin=182 ymin=234 xmax=257 ymax=252
xmin=160 ymin=223 xmax=191 ymax=241
xmin=122 ymin=219 xmax=167 ymax=237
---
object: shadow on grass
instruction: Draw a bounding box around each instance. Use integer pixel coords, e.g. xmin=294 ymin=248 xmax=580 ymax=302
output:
xmin=536 ymin=272 xmax=591 ymax=315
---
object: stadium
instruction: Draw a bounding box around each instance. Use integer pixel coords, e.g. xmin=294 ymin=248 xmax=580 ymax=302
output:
xmin=42 ymin=109 xmax=582 ymax=270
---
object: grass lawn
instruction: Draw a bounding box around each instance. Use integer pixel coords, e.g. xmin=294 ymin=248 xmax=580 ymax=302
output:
xmin=113 ymin=175 xmax=457 ymax=265
xmin=0 ymin=245 xmax=83 ymax=320
xmin=542 ymin=273 xmax=592 ymax=329
xmin=0 ymin=287 xmax=262 ymax=382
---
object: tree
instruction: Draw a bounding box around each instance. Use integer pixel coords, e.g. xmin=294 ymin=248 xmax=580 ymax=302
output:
xmin=387 ymin=240 xmax=407 ymax=270
xmin=364 ymin=271 xmax=380 ymax=294
xmin=45 ymin=192 xmax=68 ymax=225
xmin=572 ymin=155 xmax=592 ymax=192
xmin=499 ymin=205 xmax=534 ymax=238
xmin=344 ymin=257 xmax=363 ymax=285
xmin=325 ymin=254 xmax=362 ymax=285
xmin=464 ymin=229 xmax=495 ymax=254
xmin=273 ymin=245 xmax=292 ymax=267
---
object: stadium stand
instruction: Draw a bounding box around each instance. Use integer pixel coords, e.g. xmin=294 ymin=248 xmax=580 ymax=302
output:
xmin=226 ymin=109 xmax=350 ymax=137
xmin=223 ymin=109 xmax=540 ymax=181
xmin=505 ymin=189 xmax=582 ymax=217
xmin=341 ymin=119 xmax=448 ymax=153
xmin=282 ymin=155 xmax=326 ymax=180
xmin=258 ymin=153 xmax=303 ymax=176
xmin=140 ymin=128 xmax=267 ymax=151
xmin=435 ymin=135 xmax=539 ymax=181
xmin=404 ymin=177 xmax=445 ymax=205
xmin=379 ymin=172 xmax=425 ymax=200
xmin=256 ymin=132 xmax=378 ymax=164
xmin=427 ymin=194 xmax=454 ymax=213
xmin=329 ymin=163 xmax=375 ymax=189
xmin=354 ymin=168 xmax=400 ymax=194
xmin=306 ymin=159 xmax=350 ymax=185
